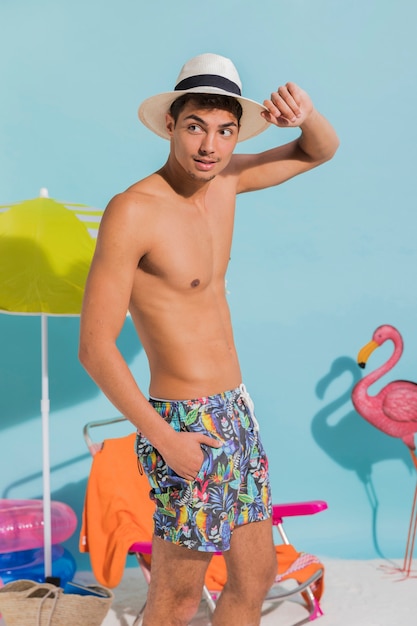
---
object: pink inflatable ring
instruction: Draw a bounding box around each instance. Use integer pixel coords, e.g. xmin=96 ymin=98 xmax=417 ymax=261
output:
xmin=0 ymin=499 xmax=77 ymax=553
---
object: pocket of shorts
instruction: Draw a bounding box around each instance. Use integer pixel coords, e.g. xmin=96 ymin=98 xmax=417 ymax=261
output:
xmin=135 ymin=433 xmax=159 ymax=491
xmin=194 ymin=440 xmax=237 ymax=483
xmin=136 ymin=433 xmax=188 ymax=493
xmin=195 ymin=446 xmax=210 ymax=481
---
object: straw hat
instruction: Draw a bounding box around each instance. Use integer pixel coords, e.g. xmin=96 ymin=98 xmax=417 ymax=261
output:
xmin=138 ymin=53 xmax=269 ymax=142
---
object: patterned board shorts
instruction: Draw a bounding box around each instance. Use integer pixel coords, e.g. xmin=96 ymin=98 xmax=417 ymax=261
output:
xmin=135 ymin=384 xmax=272 ymax=552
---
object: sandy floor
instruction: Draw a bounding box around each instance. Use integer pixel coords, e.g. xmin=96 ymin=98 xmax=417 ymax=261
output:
xmin=80 ymin=558 xmax=416 ymax=626
xmin=1 ymin=558 xmax=415 ymax=625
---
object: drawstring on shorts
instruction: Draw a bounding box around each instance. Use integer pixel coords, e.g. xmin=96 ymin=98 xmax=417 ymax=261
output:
xmin=238 ymin=383 xmax=260 ymax=431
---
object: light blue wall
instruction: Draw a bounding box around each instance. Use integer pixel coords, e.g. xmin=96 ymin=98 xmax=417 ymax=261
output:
xmin=1 ymin=0 xmax=417 ymax=571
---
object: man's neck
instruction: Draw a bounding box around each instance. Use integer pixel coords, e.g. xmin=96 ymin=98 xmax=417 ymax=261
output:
xmin=158 ymin=158 xmax=214 ymax=201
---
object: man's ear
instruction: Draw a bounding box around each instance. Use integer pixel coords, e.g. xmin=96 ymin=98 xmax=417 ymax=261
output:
xmin=165 ymin=113 xmax=175 ymax=136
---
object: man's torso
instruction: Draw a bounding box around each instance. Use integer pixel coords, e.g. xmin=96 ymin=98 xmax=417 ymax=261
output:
xmin=127 ymin=170 xmax=242 ymax=399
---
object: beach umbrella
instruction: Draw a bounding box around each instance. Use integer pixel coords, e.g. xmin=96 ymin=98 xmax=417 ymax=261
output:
xmin=0 ymin=188 xmax=103 ymax=580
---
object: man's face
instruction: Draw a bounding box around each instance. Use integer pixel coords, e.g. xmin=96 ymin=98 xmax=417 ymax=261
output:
xmin=165 ymin=102 xmax=240 ymax=182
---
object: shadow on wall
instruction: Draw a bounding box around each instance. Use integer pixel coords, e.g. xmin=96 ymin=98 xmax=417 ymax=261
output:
xmin=1 ymin=455 xmax=92 ymax=570
xmin=2 ymin=453 xmax=139 ymax=572
xmin=0 ymin=314 xmax=141 ymax=429
xmin=312 ymin=355 xmax=414 ymax=557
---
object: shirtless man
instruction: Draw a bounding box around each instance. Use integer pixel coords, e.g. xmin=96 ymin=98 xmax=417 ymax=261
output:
xmin=79 ymin=53 xmax=339 ymax=626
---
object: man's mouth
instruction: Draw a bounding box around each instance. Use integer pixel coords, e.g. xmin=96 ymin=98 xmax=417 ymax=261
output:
xmin=194 ymin=158 xmax=218 ymax=171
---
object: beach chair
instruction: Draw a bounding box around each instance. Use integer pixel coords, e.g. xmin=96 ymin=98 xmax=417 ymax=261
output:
xmin=80 ymin=417 xmax=327 ymax=625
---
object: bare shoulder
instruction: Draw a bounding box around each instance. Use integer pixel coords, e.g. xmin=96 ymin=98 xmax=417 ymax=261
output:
xmin=92 ymin=174 xmax=168 ymax=272
xmin=104 ymin=174 xmax=162 ymax=222
xmin=99 ymin=175 xmax=166 ymax=243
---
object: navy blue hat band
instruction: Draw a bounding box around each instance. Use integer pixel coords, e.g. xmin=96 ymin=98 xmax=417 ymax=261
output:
xmin=175 ymin=74 xmax=241 ymax=96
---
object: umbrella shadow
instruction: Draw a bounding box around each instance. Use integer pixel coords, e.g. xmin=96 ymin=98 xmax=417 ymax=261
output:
xmin=2 ymin=455 xmax=93 ymax=570
xmin=2 ymin=452 xmax=140 ymax=573
xmin=0 ymin=238 xmax=142 ymax=428
xmin=0 ymin=315 xmax=141 ymax=428
xmin=312 ymin=355 xmax=414 ymax=557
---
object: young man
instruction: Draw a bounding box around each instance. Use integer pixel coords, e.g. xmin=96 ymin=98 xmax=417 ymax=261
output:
xmin=79 ymin=53 xmax=339 ymax=625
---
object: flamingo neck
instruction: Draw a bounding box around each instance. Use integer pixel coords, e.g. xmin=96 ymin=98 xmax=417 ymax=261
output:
xmin=363 ymin=337 xmax=402 ymax=389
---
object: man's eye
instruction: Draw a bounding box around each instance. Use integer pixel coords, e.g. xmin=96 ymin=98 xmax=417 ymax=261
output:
xmin=188 ymin=124 xmax=202 ymax=133
xmin=221 ymin=128 xmax=233 ymax=137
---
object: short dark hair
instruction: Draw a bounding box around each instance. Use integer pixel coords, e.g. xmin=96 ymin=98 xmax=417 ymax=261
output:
xmin=169 ymin=93 xmax=242 ymax=126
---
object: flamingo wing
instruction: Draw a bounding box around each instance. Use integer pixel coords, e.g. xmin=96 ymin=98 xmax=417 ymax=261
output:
xmin=383 ymin=384 xmax=417 ymax=423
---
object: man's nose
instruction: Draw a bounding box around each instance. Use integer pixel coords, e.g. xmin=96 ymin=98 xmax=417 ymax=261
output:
xmin=199 ymin=133 xmax=215 ymax=154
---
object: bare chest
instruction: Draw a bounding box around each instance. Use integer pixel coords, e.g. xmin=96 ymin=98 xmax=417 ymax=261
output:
xmin=137 ymin=197 xmax=235 ymax=292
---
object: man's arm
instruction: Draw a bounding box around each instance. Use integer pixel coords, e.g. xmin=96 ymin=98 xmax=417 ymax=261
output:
xmin=79 ymin=192 xmax=219 ymax=480
xmin=233 ymin=82 xmax=339 ymax=193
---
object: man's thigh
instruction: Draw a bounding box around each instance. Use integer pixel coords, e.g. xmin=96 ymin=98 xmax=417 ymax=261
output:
xmin=147 ymin=536 xmax=213 ymax=600
xmin=223 ymin=519 xmax=276 ymax=591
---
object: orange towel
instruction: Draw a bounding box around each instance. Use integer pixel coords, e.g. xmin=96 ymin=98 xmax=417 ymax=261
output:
xmin=79 ymin=433 xmax=155 ymax=588
xmin=205 ymin=544 xmax=324 ymax=600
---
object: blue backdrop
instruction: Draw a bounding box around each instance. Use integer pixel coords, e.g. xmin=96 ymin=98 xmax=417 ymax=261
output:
xmin=1 ymin=0 xmax=416 ymax=571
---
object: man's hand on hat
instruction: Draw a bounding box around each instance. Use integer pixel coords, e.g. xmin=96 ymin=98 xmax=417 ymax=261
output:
xmin=262 ymin=82 xmax=314 ymax=128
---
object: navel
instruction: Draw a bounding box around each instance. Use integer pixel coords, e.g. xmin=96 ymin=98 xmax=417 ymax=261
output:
xmin=190 ymin=278 xmax=200 ymax=288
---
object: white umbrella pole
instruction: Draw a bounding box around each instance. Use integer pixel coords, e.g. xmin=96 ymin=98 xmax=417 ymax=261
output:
xmin=41 ymin=314 xmax=52 ymax=579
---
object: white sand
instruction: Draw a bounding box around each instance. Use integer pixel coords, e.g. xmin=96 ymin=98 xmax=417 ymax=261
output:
xmin=78 ymin=558 xmax=417 ymax=625
xmin=1 ymin=559 xmax=415 ymax=625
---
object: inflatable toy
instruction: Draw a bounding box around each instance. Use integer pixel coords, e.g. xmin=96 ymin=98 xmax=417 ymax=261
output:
xmin=0 ymin=499 xmax=77 ymax=553
xmin=0 ymin=544 xmax=76 ymax=586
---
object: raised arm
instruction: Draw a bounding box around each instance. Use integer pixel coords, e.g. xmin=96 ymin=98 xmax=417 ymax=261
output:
xmin=234 ymin=82 xmax=339 ymax=193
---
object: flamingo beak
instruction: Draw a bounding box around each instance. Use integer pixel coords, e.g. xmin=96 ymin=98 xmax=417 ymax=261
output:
xmin=357 ymin=339 xmax=379 ymax=369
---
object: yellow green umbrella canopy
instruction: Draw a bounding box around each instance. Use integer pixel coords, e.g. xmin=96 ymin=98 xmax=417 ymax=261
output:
xmin=0 ymin=192 xmax=102 ymax=314
xmin=0 ymin=189 xmax=103 ymax=581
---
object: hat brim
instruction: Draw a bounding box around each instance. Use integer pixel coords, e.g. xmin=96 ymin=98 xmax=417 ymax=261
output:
xmin=138 ymin=86 xmax=270 ymax=143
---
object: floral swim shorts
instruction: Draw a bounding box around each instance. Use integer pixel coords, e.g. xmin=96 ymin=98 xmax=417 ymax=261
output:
xmin=135 ymin=384 xmax=272 ymax=552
